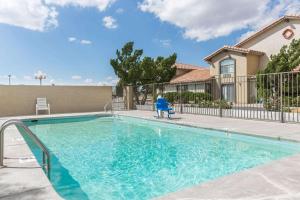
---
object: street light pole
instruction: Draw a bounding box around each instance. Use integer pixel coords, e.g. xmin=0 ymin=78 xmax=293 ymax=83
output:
xmin=8 ymin=75 xmax=11 ymax=85
xmin=34 ymin=71 xmax=46 ymax=86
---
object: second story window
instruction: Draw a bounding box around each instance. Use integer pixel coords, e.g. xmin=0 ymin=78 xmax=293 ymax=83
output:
xmin=220 ymin=59 xmax=235 ymax=74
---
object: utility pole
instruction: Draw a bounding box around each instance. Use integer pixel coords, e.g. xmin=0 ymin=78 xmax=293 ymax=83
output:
xmin=8 ymin=74 xmax=11 ymax=85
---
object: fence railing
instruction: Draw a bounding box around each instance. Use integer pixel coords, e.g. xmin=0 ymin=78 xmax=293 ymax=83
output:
xmin=129 ymin=71 xmax=300 ymax=123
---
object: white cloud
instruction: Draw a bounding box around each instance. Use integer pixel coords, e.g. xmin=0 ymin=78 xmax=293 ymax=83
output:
xmin=154 ymin=39 xmax=171 ymax=47
xmin=45 ymin=0 xmax=116 ymax=11
xmin=68 ymin=37 xmax=92 ymax=45
xmin=80 ymin=39 xmax=92 ymax=45
xmin=24 ymin=75 xmax=32 ymax=80
xmin=102 ymin=16 xmax=118 ymax=29
xmin=139 ymin=0 xmax=300 ymax=42
xmin=68 ymin=37 xmax=77 ymax=42
xmin=85 ymin=78 xmax=93 ymax=83
xmin=0 ymin=0 xmax=58 ymax=31
xmin=160 ymin=39 xmax=171 ymax=47
xmin=71 ymin=75 xmax=82 ymax=80
xmin=0 ymin=0 xmax=115 ymax=31
xmin=98 ymin=77 xmax=119 ymax=86
xmin=116 ymin=8 xmax=124 ymax=14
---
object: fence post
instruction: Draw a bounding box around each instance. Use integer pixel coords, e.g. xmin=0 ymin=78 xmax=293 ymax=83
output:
xmin=280 ymin=73 xmax=284 ymax=123
xmin=180 ymin=82 xmax=183 ymax=114
xmin=125 ymin=85 xmax=134 ymax=110
xmin=152 ymin=83 xmax=155 ymax=111
xmin=219 ymin=76 xmax=222 ymax=117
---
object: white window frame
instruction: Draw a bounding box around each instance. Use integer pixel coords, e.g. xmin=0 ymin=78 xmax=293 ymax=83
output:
xmin=220 ymin=58 xmax=235 ymax=75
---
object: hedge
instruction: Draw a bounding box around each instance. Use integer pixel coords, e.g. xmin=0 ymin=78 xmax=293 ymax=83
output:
xmin=163 ymin=92 xmax=212 ymax=104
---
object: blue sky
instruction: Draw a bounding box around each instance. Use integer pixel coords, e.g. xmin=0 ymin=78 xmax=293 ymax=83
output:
xmin=0 ymin=0 xmax=299 ymax=85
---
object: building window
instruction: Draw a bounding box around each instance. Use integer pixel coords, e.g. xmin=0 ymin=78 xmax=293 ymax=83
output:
xmin=176 ymin=85 xmax=188 ymax=92
xmin=222 ymin=84 xmax=234 ymax=102
xmin=220 ymin=58 xmax=235 ymax=74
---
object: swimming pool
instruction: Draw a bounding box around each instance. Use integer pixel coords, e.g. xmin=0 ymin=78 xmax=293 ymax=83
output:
xmin=21 ymin=115 xmax=300 ymax=200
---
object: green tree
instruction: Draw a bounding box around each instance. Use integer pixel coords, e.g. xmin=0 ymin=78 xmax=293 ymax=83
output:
xmin=138 ymin=54 xmax=177 ymax=104
xmin=257 ymin=38 xmax=300 ymax=110
xmin=262 ymin=38 xmax=300 ymax=73
xmin=110 ymin=42 xmax=177 ymax=104
xmin=110 ymin=41 xmax=143 ymax=86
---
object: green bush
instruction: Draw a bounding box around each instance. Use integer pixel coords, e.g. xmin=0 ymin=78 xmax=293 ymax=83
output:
xmin=214 ymin=100 xmax=232 ymax=109
xmin=163 ymin=92 xmax=178 ymax=103
xmin=163 ymin=91 xmax=212 ymax=104
xmin=154 ymin=91 xmax=231 ymax=109
xmin=283 ymin=96 xmax=300 ymax=107
xmin=263 ymin=96 xmax=299 ymax=111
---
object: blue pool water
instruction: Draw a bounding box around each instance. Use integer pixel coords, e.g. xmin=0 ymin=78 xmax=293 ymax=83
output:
xmin=22 ymin=115 xmax=300 ymax=200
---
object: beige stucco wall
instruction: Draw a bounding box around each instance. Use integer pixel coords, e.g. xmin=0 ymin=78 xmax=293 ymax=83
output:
xmin=209 ymin=51 xmax=247 ymax=77
xmin=0 ymin=85 xmax=112 ymax=117
xmin=247 ymin=54 xmax=260 ymax=75
xmin=209 ymin=52 xmax=252 ymax=103
xmin=238 ymin=19 xmax=300 ymax=70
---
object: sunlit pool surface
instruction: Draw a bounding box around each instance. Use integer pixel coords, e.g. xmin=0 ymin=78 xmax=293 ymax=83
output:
xmin=21 ymin=115 xmax=300 ymax=200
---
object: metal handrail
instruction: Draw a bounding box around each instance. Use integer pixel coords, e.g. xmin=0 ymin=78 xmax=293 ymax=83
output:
xmin=0 ymin=119 xmax=51 ymax=179
xmin=104 ymin=101 xmax=113 ymax=113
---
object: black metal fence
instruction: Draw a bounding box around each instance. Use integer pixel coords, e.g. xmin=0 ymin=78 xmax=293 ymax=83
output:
xmin=128 ymin=71 xmax=300 ymax=123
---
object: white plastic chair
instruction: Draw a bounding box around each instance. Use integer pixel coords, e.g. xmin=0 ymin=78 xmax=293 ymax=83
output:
xmin=36 ymin=98 xmax=51 ymax=115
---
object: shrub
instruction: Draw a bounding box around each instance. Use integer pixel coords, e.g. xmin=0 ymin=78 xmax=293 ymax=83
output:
xmin=163 ymin=92 xmax=212 ymax=103
xmin=263 ymin=96 xmax=299 ymax=111
xmin=212 ymin=100 xmax=232 ymax=109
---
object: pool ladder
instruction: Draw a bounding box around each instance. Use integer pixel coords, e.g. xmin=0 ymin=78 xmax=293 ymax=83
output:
xmin=104 ymin=101 xmax=113 ymax=113
xmin=0 ymin=119 xmax=51 ymax=179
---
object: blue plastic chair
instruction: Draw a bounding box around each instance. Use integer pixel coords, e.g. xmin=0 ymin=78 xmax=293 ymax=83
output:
xmin=155 ymin=98 xmax=175 ymax=119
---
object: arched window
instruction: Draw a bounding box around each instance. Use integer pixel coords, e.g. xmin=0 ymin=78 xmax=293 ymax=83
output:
xmin=220 ymin=59 xmax=235 ymax=74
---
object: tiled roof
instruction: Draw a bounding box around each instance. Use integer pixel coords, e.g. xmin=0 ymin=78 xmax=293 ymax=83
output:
xmin=204 ymin=45 xmax=265 ymax=62
xmin=174 ymin=63 xmax=207 ymax=70
xmin=236 ymin=15 xmax=300 ymax=47
xmin=170 ymin=68 xmax=211 ymax=83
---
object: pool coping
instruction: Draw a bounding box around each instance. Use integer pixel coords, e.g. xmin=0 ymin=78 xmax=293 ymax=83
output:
xmin=11 ymin=111 xmax=300 ymax=143
xmin=116 ymin=110 xmax=300 ymax=143
xmin=1 ymin=111 xmax=300 ymax=200
xmin=116 ymin=113 xmax=300 ymax=143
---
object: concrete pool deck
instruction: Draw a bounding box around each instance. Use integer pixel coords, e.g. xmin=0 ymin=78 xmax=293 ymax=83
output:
xmin=0 ymin=120 xmax=62 ymax=200
xmin=0 ymin=111 xmax=300 ymax=200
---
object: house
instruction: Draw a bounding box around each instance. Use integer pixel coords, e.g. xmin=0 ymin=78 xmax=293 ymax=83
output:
xmin=203 ymin=15 xmax=300 ymax=103
xmin=164 ymin=63 xmax=211 ymax=93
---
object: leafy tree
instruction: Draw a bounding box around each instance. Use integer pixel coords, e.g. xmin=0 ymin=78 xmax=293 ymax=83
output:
xmin=110 ymin=42 xmax=177 ymax=104
xmin=257 ymin=38 xmax=300 ymax=110
xmin=262 ymin=38 xmax=300 ymax=73
xmin=138 ymin=54 xmax=177 ymax=104
xmin=110 ymin=42 xmax=143 ymax=86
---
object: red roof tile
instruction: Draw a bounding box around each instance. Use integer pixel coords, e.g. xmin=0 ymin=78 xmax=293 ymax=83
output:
xmin=204 ymin=45 xmax=265 ymax=62
xmin=170 ymin=68 xmax=211 ymax=83
xmin=174 ymin=63 xmax=207 ymax=70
